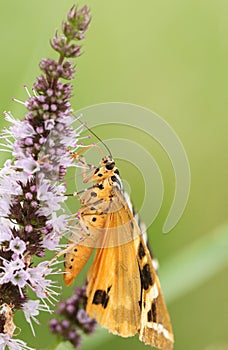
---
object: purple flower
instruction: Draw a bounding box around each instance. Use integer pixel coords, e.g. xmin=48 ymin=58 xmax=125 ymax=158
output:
xmin=1 ymin=258 xmax=25 ymax=280
xmin=14 ymin=158 xmax=40 ymax=175
xmin=0 ymin=334 xmax=34 ymax=350
xmin=49 ymin=285 xmax=96 ymax=347
xmin=4 ymin=112 xmax=36 ymax=138
xmin=22 ymin=300 xmax=51 ymax=336
xmin=0 ymin=4 xmax=91 ymax=350
xmin=9 ymin=238 xmax=26 ymax=256
xmin=77 ymin=309 xmax=91 ymax=324
xmin=44 ymin=119 xmax=55 ymax=130
xmin=0 ymin=221 xmax=13 ymax=243
xmin=11 ymin=270 xmax=30 ymax=297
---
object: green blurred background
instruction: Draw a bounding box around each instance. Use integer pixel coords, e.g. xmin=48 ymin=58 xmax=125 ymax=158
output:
xmin=0 ymin=1 xmax=227 ymax=350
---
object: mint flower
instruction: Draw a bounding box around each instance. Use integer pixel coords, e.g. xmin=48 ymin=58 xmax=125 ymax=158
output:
xmin=0 ymin=333 xmax=34 ymax=350
xmin=49 ymin=285 xmax=96 ymax=348
xmin=0 ymin=4 xmax=91 ymax=350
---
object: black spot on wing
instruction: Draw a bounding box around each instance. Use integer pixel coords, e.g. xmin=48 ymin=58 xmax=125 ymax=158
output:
xmin=147 ymin=301 xmax=157 ymax=322
xmin=138 ymin=241 xmax=146 ymax=259
xmin=138 ymin=300 xmax=142 ymax=310
xmin=152 ymin=301 xmax=156 ymax=321
xmin=96 ymin=184 xmax=104 ymax=190
xmin=90 ymin=191 xmax=97 ymax=197
xmin=147 ymin=310 xmax=152 ymax=322
xmin=138 ymin=262 xmax=143 ymax=310
xmin=107 ymin=285 xmax=112 ymax=293
xmin=114 ymin=168 xmax=120 ymax=175
xmin=111 ymin=175 xmax=122 ymax=189
xmin=141 ymin=263 xmax=153 ymax=290
xmin=94 ymin=168 xmax=99 ymax=174
xmin=92 ymin=289 xmax=111 ymax=309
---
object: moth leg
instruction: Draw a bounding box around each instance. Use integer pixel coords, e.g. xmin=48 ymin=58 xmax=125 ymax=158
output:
xmin=70 ymin=144 xmax=99 ymax=180
xmin=47 ymin=241 xmax=79 ymax=266
xmin=47 ymin=213 xmax=90 ymax=266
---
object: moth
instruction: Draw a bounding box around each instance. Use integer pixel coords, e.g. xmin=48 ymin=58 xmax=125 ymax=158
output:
xmin=64 ymin=153 xmax=174 ymax=350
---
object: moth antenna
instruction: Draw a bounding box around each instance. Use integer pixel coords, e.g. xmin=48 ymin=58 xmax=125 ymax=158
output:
xmin=76 ymin=115 xmax=113 ymax=158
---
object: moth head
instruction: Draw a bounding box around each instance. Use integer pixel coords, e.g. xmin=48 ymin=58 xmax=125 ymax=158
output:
xmin=101 ymin=156 xmax=115 ymax=170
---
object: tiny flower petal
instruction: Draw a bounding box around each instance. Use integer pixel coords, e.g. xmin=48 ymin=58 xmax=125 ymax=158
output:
xmin=14 ymin=158 xmax=40 ymax=175
xmin=11 ymin=269 xmax=29 ymax=288
xmin=0 ymin=220 xmax=13 ymax=243
xmin=0 ymin=334 xmax=34 ymax=350
xmin=9 ymin=238 xmax=26 ymax=255
xmin=4 ymin=112 xmax=36 ymax=138
xmin=77 ymin=309 xmax=91 ymax=324
xmin=46 ymin=213 xmax=68 ymax=234
xmin=44 ymin=119 xmax=55 ymax=131
xmin=42 ymin=234 xmax=60 ymax=250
